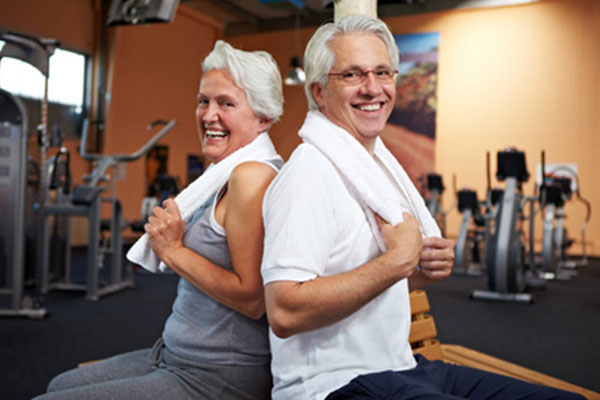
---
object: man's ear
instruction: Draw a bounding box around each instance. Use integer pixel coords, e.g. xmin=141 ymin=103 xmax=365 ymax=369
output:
xmin=311 ymin=82 xmax=325 ymax=109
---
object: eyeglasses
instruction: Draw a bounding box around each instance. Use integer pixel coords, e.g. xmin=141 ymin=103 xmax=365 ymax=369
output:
xmin=328 ymin=68 xmax=398 ymax=84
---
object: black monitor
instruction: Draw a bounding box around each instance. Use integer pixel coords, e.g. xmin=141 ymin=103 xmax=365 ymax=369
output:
xmin=107 ymin=0 xmax=180 ymax=26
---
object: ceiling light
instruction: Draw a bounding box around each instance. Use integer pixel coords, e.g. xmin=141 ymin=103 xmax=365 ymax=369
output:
xmin=284 ymin=56 xmax=305 ymax=86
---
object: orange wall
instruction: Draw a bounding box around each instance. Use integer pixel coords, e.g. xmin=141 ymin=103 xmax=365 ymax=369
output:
xmin=0 ymin=0 xmax=96 ymax=53
xmin=229 ymin=0 xmax=600 ymax=256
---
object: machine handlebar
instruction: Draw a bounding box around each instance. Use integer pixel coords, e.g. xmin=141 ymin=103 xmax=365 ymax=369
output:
xmin=79 ymin=119 xmax=176 ymax=163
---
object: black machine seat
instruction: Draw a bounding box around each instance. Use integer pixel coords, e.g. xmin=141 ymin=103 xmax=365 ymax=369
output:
xmin=457 ymin=189 xmax=478 ymax=213
xmin=71 ymin=185 xmax=105 ymax=205
xmin=497 ymin=149 xmax=529 ymax=183
xmin=427 ymin=173 xmax=445 ymax=192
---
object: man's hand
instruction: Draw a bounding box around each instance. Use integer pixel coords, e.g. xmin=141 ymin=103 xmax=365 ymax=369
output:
xmin=376 ymin=212 xmax=422 ymax=279
xmin=145 ymin=198 xmax=185 ymax=263
xmin=419 ymin=237 xmax=454 ymax=281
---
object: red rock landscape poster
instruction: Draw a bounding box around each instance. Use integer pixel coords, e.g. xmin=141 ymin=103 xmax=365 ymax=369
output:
xmin=383 ymin=32 xmax=440 ymax=184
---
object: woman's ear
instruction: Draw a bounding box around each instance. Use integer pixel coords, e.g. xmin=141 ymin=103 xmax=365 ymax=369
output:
xmin=258 ymin=117 xmax=273 ymax=133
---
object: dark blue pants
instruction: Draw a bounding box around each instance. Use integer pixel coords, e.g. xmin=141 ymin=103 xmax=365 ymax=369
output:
xmin=326 ymin=355 xmax=586 ymax=400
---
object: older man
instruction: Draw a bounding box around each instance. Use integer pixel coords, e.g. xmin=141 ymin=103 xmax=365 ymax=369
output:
xmin=261 ymin=14 xmax=584 ymax=400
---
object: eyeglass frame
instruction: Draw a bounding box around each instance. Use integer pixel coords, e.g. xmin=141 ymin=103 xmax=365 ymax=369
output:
xmin=327 ymin=68 xmax=399 ymax=84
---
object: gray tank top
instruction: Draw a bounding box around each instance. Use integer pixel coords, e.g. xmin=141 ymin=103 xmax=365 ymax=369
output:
xmin=162 ymin=158 xmax=282 ymax=366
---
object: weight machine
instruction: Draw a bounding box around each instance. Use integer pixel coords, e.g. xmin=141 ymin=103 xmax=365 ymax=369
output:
xmin=0 ymin=89 xmax=48 ymax=318
xmin=0 ymin=30 xmax=59 ymax=318
xmin=40 ymin=119 xmax=176 ymax=301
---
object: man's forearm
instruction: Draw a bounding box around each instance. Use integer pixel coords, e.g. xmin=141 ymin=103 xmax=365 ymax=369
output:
xmin=265 ymin=250 xmax=418 ymax=338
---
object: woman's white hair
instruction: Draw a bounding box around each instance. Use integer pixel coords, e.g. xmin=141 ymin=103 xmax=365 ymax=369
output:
xmin=203 ymin=40 xmax=284 ymax=122
xmin=303 ymin=15 xmax=399 ymax=111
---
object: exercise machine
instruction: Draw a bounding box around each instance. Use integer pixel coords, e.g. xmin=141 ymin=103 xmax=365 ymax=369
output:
xmin=0 ymin=89 xmax=48 ymax=318
xmin=454 ymin=153 xmax=503 ymax=276
xmin=539 ymin=168 xmax=570 ymax=280
xmin=472 ymin=148 xmax=535 ymax=303
xmin=0 ymin=30 xmax=59 ymax=318
xmin=42 ymin=130 xmax=75 ymax=290
xmin=453 ymin=188 xmax=485 ymax=276
xmin=541 ymin=178 xmax=577 ymax=280
xmin=422 ymin=173 xmax=447 ymax=236
xmin=40 ymin=118 xmax=176 ymax=301
xmin=539 ymin=169 xmax=590 ymax=279
xmin=544 ymin=165 xmax=591 ymax=270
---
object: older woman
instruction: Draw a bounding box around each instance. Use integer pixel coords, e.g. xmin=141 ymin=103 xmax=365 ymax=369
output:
xmin=34 ymin=41 xmax=283 ymax=400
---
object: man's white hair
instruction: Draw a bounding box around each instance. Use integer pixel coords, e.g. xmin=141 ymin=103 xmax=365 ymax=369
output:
xmin=303 ymin=15 xmax=399 ymax=111
xmin=203 ymin=40 xmax=284 ymax=122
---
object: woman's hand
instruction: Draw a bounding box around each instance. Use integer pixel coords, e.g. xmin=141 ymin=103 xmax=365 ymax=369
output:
xmin=148 ymin=163 xmax=276 ymax=320
xmin=145 ymin=198 xmax=185 ymax=263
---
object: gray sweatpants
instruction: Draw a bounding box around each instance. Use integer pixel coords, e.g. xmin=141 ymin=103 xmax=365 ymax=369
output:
xmin=32 ymin=339 xmax=272 ymax=400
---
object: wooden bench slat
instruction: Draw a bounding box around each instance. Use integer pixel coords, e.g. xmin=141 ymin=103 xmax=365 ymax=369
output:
xmin=409 ymin=314 xmax=437 ymax=343
xmin=413 ymin=339 xmax=444 ymax=361
xmin=409 ymin=289 xmax=430 ymax=315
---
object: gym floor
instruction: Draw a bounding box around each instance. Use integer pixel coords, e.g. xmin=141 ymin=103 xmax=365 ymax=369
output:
xmin=1 ymin=249 xmax=598 ymax=400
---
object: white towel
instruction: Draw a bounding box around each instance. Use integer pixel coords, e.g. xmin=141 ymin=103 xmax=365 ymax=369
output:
xmin=299 ymin=111 xmax=441 ymax=252
xmin=127 ymin=132 xmax=283 ymax=273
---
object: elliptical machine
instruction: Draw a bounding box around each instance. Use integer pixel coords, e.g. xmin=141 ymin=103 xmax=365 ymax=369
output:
xmin=472 ymin=148 xmax=534 ymax=303
xmin=540 ymin=174 xmax=580 ymax=280
xmin=538 ymin=150 xmax=572 ymax=281
xmin=544 ymin=165 xmax=592 ymax=270
xmin=540 ymin=178 xmax=563 ymax=280
xmin=453 ymin=188 xmax=485 ymax=276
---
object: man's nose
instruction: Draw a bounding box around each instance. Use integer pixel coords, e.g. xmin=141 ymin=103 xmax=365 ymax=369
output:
xmin=361 ymin=72 xmax=382 ymax=96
